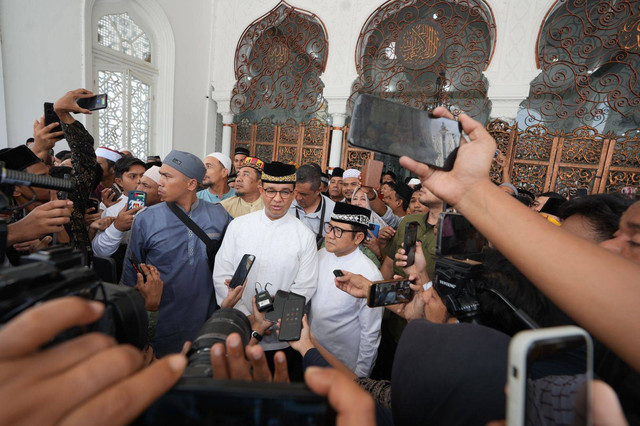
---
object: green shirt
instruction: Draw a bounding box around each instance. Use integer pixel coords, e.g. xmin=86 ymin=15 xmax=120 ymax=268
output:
xmin=384 ymin=213 xmax=437 ymax=279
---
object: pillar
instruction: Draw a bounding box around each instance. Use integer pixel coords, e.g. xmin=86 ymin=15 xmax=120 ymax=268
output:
xmin=328 ymin=113 xmax=347 ymax=167
xmin=221 ymin=112 xmax=234 ymax=157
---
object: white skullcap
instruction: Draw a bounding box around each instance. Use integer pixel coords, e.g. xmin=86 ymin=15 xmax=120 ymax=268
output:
xmin=143 ymin=165 xmax=161 ymax=184
xmin=408 ymin=178 xmax=421 ymax=186
xmin=95 ymin=147 xmax=122 ymax=163
xmin=343 ymin=169 xmax=361 ymax=179
xmin=206 ymin=152 xmax=232 ymax=171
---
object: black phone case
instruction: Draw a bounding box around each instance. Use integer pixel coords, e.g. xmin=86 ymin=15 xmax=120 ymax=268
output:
xmin=278 ymin=297 xmax=305 ymax=341
xmin=43 ymin=102 xmax=63 ymax=134
xmin=404 ymin=222 xmax=419 ymax=266
xmin=229 ymin=255 xmax=255 ymax=288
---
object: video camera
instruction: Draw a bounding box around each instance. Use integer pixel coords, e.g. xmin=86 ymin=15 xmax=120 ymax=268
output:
xmin=432 ymin=211 xmax=539 ymax=329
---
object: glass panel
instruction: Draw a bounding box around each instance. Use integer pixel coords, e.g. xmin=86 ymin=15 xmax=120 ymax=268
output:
xmin=97 ymin=70 xmax=124 ymax=151
xmin=129 ymin=76 xmax=151 ymax=159
xmin=98 ymin=12 xmax=151 ymax=62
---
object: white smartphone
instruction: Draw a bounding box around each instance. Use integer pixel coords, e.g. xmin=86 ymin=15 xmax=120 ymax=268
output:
xmin=507 ymin=326 xmax=593 ymax=426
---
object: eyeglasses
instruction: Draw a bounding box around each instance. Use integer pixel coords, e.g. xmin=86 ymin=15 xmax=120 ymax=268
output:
xmin=324 ymin=223 xmax=359 ymax=238
xmin=263 ymin=188 xmax=293 ymax=198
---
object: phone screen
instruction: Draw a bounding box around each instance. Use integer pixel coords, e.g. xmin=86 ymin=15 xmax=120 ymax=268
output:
xmin=348 ymin=93 xmax=463 ymax=170
xmin=229 ymin=254 xmax=255 ymax=288
xmin=436 ymin=213 xmax=486 ymax=256
xmin=404 ymin=221 xmax=419 ymax=266
xmin=525 ymin=336 xmax=589 ymax=425
xmin=368 ymin=280 xmax=414 ymax=307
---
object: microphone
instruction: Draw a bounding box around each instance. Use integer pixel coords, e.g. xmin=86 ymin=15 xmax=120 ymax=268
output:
xmin=0 ymin=162 xmax=75 ymax=192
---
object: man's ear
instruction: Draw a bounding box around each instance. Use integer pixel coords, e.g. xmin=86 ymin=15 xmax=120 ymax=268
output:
xmin=114 ymin=177 xmax=123 ymax=188
xmin=258 ymin=185 xmax=263 ymax=194
xmin=354 ymin=231 xmax=366 ymax=246
xmin=187 ymin=178 xmax=199 ymax=192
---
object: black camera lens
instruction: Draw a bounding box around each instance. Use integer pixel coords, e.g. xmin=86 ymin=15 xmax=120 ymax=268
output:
xmin=183 ymin=308 xmax=252 ymax=378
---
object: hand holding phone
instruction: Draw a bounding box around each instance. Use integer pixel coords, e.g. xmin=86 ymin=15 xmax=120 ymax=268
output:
xmin=127 ymin=190 xmax=146 ymax=210
xmin=229 ymin=254 xmax=256 ymax=289
xmin=367 ymin=279 xmax=414 ymax=307
xmin=76 ymin=94 xmax=108 ymax=111
xmin=404 ymin=221 xmax=419 ymax=267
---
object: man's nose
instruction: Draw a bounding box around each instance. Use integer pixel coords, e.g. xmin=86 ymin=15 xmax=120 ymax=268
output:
xmin=599 ymin=236 xmax=623 ymax=254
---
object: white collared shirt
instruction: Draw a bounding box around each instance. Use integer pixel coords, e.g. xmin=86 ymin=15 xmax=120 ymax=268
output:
xmin=309 ymin=247 xmax=383 ymax=377
xmin=213 ymin=209 xmax=319 ymax=351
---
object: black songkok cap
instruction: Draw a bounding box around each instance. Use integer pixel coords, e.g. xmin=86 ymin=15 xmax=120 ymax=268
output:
xmin=331 ymin=202 xmax=371 ymax=227
xmin=320 ymin=173 xmax=329 ymax=185
xmin=540 ymin=197 xmax=566 ymax=217
xmin=331 ymin=167 xmax=344 ymax=178
xmin=234 ymin=147 xmax=250 ymax=156
xmin=0 ymin=145 xmax=41 ymax=171
xmin=262 ymin=161 xmax=296 ymax=184
xmin=391 ymin=182 xmax=413 ymax=203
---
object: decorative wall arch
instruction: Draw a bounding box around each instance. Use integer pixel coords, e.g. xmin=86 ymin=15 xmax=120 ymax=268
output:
xmin=518 ymin=0 xmax=640 ymax=134
xmin=349 ymin=0 xmax=497 ymax=123
xmin=230 ymin=1 xmax=330 ymax=124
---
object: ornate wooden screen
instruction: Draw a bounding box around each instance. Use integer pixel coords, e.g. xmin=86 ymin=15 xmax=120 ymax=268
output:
xmin=230 ymin=118 xmax=330 ymax=166
xmin=341 ymin=125 xmax=374 ymax=170
xmin=487 ymin=121 xmax=640 ymax=197
xmin=349 ymin=0 xmax=496 ymax=123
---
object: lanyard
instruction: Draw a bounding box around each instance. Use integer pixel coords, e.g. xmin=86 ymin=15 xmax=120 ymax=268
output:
xmin=296 ymin=197 xmax=326 ymax=243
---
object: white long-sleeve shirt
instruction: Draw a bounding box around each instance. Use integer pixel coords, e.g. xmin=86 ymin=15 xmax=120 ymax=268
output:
xmin=309 ymin=247 xmax=383 ymax=377
xmin=213 ymin=209 xmax=319 ymax=351
xmin=92 ymin=197 xmax=128 ymax=257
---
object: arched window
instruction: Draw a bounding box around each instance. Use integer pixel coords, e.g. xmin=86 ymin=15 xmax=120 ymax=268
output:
xmin=92 ymin=7 xmax=157 ymax=158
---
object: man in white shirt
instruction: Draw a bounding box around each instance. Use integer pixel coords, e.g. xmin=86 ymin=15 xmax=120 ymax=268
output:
xmin=196 ymin=152 xmax=235 ymax=203
xmin=289 ymin=164 xmax=335 ymax=248
xmin=213 ymin=161 xmax=318 ymax=380
xmin=309 ymin=202 xmax=383 ymax=377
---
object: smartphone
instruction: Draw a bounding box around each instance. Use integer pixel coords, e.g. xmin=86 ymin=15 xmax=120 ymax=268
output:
xmin=369 ymin=223 xmax=381 ymax=239
xmin=127 ymin=190 xmax=146 ymax=210
xmin=110 ymin=183 xmax=123 ymax=201
xmin=87 ymin=198 xmax=100 ymax=213
xmin=404 ymin=221 xmax=419 ymax=267
xmin=134 ymin=378 xmax=334 ymax=425
xmin=436 ymin=212 xmax=486 ymax=257
xmin=229 ymin=254 xmax=255 ymax=289
xmin=507 ymin=326 xmax=592 ymax=426
xmin=348 ymin=93 xmax=463 ymax=170
xmin=76 ymin=94 xmax=108 ymax=111
xmin=367 ymin=279 xmax=414 ymax=307
xmin=333 ymin=269 xmax=344 ymax=278
xmin=265 ymin=291 xmax=305 ymax=323
xmin=278 ymin=297 xmax=306 ymax=341
xmin=130 ymin=259 xmax=145 ymax=283
xmin=43 ymin=102 xmax=63 ymax=134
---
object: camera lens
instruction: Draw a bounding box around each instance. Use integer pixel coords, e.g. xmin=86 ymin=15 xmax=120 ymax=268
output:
xmin=183 ymin=308 xmax=252 ymax=378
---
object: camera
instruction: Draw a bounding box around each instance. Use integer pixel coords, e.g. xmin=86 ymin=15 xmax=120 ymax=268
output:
xmin=0 ymin=246 xmax=148 ymax=349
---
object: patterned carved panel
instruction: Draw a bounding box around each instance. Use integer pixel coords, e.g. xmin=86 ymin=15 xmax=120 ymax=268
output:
xmin=277 ymin=146 xmax=298 ymax=164
xmin=511 ymin=163 xmax=548 ymax=196
xmin=350 ymin=0 xmax=496 ymax=123
xmin=236 ymin=118 xmax=252 ymax=142
xmin=486 ymin=119 xmax=514 ymax=183
xmin=514 ymin=125 xmax=556 ymax=162
xmin=554 ymin=167 xmax=598 ymax=198
xmin=560 ymin=127 xmax=605 ymax=165
xmin=256 ymin=118 xmax=275 ymax=143
xmin=518 ymin=0 xmax=640 ymax=134
xmin=97 ymin=70 xmax=124 ymax=152
xmin=302 ymin=147 xmax=323 ymax=165
xmin=605 ymin=171 xmax=640 ymax=193
xmin=345 ymin=149 xmax=374 ymax=170
xmin=97 ymin=13 xmax=151 ymax=62
xmin=231 ymin=3 xmax=329 ymax=124
xmin=255 ymin=144 xmax=274 ymax=162
xmin=279 ymin=118 xmax=299 ymax=145
xmin=611 ymin=133 xmax=640 ymax=168
xmin=128 ymin=75 xmax=151 ymax=159
xmin=302 ymin=118 xmax=325 ymax=146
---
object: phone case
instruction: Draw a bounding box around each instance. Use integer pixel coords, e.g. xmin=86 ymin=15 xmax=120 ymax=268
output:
xmin=506 ymin=326 xmax=593 ymax=426
xmin=360 ymin=158 xmax=384 ymax=188
xmin=127 ymin=190 xmax=146 ymax=210
xmin=278 ymin=297 xmax=306 ymax=341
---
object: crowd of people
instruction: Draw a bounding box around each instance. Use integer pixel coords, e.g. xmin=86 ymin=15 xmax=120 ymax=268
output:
xmin=0 ymin=89 xmax=638 ymax=425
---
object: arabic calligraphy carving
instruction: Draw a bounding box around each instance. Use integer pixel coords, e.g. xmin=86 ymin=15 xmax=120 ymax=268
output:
xmin=397 ymin=20 xmax=444 ymax=69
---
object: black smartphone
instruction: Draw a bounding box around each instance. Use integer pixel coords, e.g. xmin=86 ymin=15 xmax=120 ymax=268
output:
xmin=229 ymin=254 xmax=256 ymax=289
xmin=278 ymin=296 xmax=306 ymax=341
xmin=404 ymin=221 xmax=419 ymax=267
xmin=436 ymin=212 xmax=486 ymax=257
xmin=133 ymin=378 xmax=335 ymax=426
xmin=127 ymin=190 xmax=146 ymax=210
xmin=43 ymin=102 xmax=63 ymax=134
xmin=110 ymin=183 xmax=123 ymax=200
xmin=76 ymin=94 xmax=108 ymax=111
xmin=88 ymin=198 xmax=100 ymax=213
xmin=348 ymin=93 xmax=463 ymax=170
xmin=367 ymin=279 xmax=414 ymax=307
xmin=333 ymin=269 xmax=344 ymax=278
xmin=265 ymin=290 xmax=290 ymax=323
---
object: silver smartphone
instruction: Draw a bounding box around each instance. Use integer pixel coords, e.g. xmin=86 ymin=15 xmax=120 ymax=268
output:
xmin=507 ymin=326 xmax=593 ymax=426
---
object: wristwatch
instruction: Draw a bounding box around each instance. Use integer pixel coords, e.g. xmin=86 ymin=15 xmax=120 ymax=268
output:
xmin=251 ymin=330 xmax=263 ymax=342
xmin=368 ymin=189 xmax=378 ymax=201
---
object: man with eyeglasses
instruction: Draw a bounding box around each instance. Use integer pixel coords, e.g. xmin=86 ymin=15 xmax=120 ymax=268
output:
xmin=289 ymin=164 xmax=335 ymax=248
xmin=213 ymin=161 xmax=318 ymax=380
xmin=219 ymin=157 xmax=265 ymax=218
xmin=308 ymin=202 xmax=383 ymax=378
